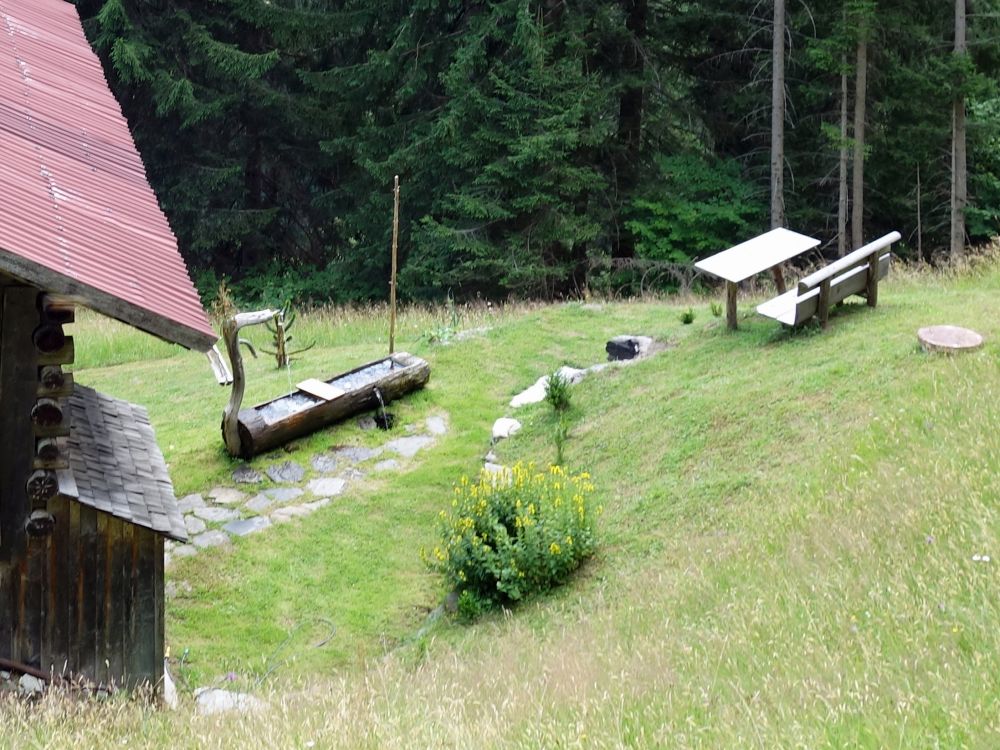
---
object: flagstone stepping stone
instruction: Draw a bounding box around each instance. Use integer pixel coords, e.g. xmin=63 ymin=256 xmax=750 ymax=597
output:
xmin=266 ymin=461 xmax=306 ymax=484
xmin=373 ymin=459 xmax=399 ymax=472
xmin=307 ymin=477 xmax=346 ymax=497
xmin=385 ymin=435 xmax=434 ymax=458
xmin=208 ymin=487 xmax=245 ymax=506
xmin=232 ymin=465 xmax=264 ymax=484
xmin=173 ymin=545 xmax=197 ymax=559
xmin=185 ymin=516 xmax=207 ymax=535
xmin=192 ymin=530 xmax=231 ymax=549
xmin=492 ymin=418 xmax=522 ymax=441
xmin=304 ymin=498 xmax=331 ymax=512
xmin=223 ymin=517 xmax=272 ymax=537
xmin=193 ymin=506 xmax=240 ymax=523
xmin=342 ymin=467 xmax=366 ymax=481
xmin=244 ymin=494 xmax=273 ymax=514
xmin=311 ymin=454 xmax=339 ymax=473
xmin=271 ymin=505 xmax=312 ymax=524
xmin=265 ymin=487 xmax=304 ymax=503
xmin=333 ymin=446 xmax=382 ymax=463
xmin=425 ymin=416 xmax=448 ymax=435
xmin=177 ymin=494 xmax=206 ymax=513
xmin=484 ymin=462 xmax=507 ymax=475
xmin=918 ymin=325 xmax=984 ymax=353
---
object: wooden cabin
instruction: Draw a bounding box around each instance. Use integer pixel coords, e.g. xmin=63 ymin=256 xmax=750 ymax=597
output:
xmin=0 ymin=1 xmax=217 ymax=688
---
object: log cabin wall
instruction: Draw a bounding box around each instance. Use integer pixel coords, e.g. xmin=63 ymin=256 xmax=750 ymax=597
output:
xmin=0 ymin=282 xmax=164 ymax=688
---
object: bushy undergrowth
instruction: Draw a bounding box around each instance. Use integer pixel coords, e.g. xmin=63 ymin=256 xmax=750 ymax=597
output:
xmin=429 ymin=463 xmax=599 ymax=614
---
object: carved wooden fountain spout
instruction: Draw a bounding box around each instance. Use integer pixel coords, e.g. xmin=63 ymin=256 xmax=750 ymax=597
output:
xmin=221 ymin=309 xmax=279 ymax=457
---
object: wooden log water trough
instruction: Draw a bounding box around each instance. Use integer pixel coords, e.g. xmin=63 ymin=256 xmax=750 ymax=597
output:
xmin=218 ymin=311 xmax=430 ymax=459
xmin=231 ymin=353 xmax=430 ymax=459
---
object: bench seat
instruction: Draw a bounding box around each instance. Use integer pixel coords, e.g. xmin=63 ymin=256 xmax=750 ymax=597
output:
xmin=757 ymin=252 xmax=891 ymax=326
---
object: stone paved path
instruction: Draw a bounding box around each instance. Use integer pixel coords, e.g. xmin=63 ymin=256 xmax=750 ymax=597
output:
xmin=164 ymin=413 xmax=449 ymax=568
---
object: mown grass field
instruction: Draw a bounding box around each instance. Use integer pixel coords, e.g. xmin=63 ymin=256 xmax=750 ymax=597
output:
xmin=2 ymin=252 xmax=999 ymax=748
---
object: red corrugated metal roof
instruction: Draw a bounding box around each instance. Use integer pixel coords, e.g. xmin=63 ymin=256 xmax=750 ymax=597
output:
xmin=0 ymin=0 xmax=217 ymax=351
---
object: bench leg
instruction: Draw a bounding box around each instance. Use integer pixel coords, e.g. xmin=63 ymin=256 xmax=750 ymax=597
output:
xmin=726 ymin=281 xmax=738 ymax=330
xmin=771 ymin=265 xmax=787 ymax=294
xmin=818 ymin=279 xmax=831 ymax=328
xmin=865 ymin=252 xmax=879 ymax=307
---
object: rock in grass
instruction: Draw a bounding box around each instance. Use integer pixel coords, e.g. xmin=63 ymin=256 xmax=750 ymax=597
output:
xmin=194 ymin=687 xmax=267 ymax=716
xmin=266 ymin=461 xmax=306 ymax=484
xmin=492 ymin=418 xmax=522 ymax=441
xmin=192 ymin=530 xmax=231 ymax=548
xmin=223 ymin=517 xmax=271 ymax=537
xmin=232 ymin=465 xmax=263 ymax=484
xmin=385 ymin=435 xmax=434 ymax=458
xmin=208 ymin=487 xmax=245 ymax=506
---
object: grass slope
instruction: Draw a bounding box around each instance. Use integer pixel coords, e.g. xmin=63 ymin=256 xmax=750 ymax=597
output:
xmin=2 ymin=256 xmax=999 ymax=748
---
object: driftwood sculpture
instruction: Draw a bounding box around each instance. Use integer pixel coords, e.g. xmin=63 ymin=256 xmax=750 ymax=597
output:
xmin=219 ymin=309 xmax=431 ymax=459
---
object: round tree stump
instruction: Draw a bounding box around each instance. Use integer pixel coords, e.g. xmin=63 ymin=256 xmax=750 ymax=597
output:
xmin=917 ymin=325 xmax=984 ymax=354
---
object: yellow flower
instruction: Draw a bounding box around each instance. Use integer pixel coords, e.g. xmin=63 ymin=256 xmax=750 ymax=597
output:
xmin=549 ymin=542 xmax=561 ymax=555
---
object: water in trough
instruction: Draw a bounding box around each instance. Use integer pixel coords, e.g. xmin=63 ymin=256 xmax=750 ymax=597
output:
xmin=257 ymin=359 xmax=397 ymax=424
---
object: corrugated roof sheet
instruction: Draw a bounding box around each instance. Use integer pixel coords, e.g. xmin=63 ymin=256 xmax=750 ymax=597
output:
xmin=0 ymin=0 xmax=217 ymax=351
xmin=65 ymin=384 xmax=187 ymax=542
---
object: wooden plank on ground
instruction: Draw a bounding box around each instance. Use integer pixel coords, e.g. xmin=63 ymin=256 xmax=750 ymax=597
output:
xmin=296 ymin=378 xmax=345 ymax=401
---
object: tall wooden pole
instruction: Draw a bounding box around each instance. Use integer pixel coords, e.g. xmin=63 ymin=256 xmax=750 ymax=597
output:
xmin=389 ymin=175 xmax=400 ymax=355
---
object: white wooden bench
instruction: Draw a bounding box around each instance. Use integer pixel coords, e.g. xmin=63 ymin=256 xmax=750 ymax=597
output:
xmin=756 ymin=231 xmax=901 ymax=328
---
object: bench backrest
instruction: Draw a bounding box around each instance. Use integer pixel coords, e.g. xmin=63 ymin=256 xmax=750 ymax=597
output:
xmin=790 ymin=252 xmax=892 ymax=325
xmin=797 ymin=231 xmax=901 ymax=294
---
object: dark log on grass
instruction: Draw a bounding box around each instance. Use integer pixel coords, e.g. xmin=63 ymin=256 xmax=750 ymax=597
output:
xmin=230 ymin=353 xmax=430 ymax=459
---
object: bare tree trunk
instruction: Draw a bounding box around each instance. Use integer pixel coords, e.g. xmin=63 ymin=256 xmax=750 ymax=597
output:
xmin=851 ymin=34 xmax=868 ymax=251
xmin=615 ymin=0 xmax=647 ymax=259
xmin=951 ymin=0 xmax=968 ymax=259
xmin=917 ymin=164 xmax=923 ymax=259
xmin=838 ymin=57 xmax=850 ymax=257
xmin=770 ymin=0 xmax=786 ymax=230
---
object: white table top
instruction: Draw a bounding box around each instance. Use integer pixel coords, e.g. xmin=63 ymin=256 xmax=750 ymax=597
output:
xmin=694 ymin=228 xmax=820 ymax=283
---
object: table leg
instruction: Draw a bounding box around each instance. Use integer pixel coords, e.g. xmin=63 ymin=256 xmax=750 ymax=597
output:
xmin=771 ymin=264 xmax=787 ymax=294
xmin=726 ymin=281 xmax=738 ymax=330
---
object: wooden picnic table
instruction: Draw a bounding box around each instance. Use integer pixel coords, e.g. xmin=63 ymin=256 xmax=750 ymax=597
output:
xmin=695 ymin=228 xmax=821 ymax=329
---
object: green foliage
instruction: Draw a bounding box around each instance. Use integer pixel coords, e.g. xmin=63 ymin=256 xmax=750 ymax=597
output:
xmin=626 ymin=155 xmax=762 ymax=266
xmin=544 ymin=370 xmax=572 ymax=413
xmin=428 ymin=463 xmax=599 ymax=610
xmin=710 ymin=301 xmax=723 ymax=318
xmin=679 ymin=307 xmax=695 ymax=325
xmin=553 ymin=415 xmax=570 ymax=467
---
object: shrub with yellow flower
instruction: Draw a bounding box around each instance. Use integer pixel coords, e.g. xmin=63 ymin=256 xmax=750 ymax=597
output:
xmin=426 ymin=461 xmax=599 ymax=614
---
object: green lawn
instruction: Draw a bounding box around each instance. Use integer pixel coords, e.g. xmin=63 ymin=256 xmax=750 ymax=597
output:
xmin=3 ymin=253 xmax=999 ymax=748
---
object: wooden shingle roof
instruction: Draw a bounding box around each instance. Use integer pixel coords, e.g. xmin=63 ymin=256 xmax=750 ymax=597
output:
xmin=63 ymin=384 xmax=187 ymax=542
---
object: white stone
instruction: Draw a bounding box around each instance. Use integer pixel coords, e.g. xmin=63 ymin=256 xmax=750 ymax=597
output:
xmin=373 ymin=459 xmax=399 ymax=472
xmin=18 ymin=674 xmax=44 ymax=695
xmin=510 ymin=376 xmax=549 ymax=407
xmin=484 ymin=462 xmax=507 ymax=475
xmin=194 ymin=687 xmax=267 ymax=716
xmin=244 ymin=494 xmax=273 ymax=514
xmin=184 ymin=515 xmax=207 ymax=535
xmin=173 ymin=544 xmax=197 ymax=559
xmin=492 ymin=418 xmax=522 ymax=441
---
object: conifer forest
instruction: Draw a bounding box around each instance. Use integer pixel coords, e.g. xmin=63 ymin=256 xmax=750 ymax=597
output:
xmin=76 ymin=1 xmax=1000 ymax=303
